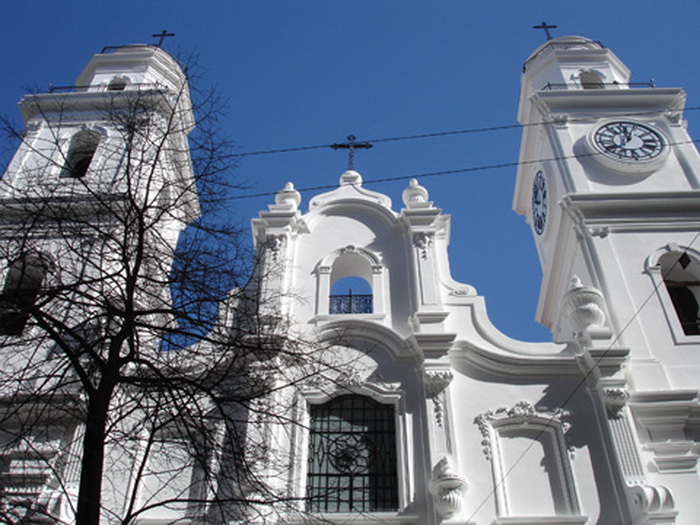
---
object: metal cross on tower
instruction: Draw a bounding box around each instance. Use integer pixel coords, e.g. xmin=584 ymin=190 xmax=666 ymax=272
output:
xmin=533 ymin=22 xmax=558 ymax=41
xmin=330 ymin=135 xmax=373 ymax=170
xmin=152 ymin=30 xmax=175 ymax=48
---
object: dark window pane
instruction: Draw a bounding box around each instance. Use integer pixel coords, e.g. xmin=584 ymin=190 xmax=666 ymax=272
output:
xmin=307 ymin=395 xmax=398 ymax=513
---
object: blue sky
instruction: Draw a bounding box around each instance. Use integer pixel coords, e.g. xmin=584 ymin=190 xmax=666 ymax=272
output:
xmin=1 ymin=1 xmax=698 ymax=341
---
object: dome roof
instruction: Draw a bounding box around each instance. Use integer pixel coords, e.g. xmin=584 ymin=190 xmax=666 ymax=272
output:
xmin=524 ymin=36 xmax=604 ymax=72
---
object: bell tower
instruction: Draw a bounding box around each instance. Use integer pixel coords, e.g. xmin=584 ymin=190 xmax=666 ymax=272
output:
xmin=0 ymin=44 xmax=198 ymax=314
xmin=513 ymin=36 xmax=700 ymax=361
xmin=513 ymin=36 xmax=700 ymax=517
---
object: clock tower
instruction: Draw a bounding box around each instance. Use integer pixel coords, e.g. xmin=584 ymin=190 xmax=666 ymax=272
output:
xmin=513 ymin=35 xmax=700 ymax=518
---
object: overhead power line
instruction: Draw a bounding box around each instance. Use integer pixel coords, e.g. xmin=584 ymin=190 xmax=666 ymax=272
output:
xmin=228 ymin=107 xmax=700 ymax=158
xmin=226 ymin=137 xmax=700 ymax=202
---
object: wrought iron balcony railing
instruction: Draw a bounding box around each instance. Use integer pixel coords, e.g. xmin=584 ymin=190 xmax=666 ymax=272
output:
xmin=329 ymin=293 xmax=373 ymax=314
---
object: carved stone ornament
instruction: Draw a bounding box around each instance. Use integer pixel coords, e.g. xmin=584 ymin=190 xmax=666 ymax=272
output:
xmin=425 ymin=370 xmax=453 ymax=398
xmin=328 ymin=369 xmax=399 ymax=393
xmin=551 ymin=114 xmax=569 ymax=128
xmin=340 ymin=245 xmax=356 ymax=255
xmin=587 ymin=226 xmax=610 ymax=238
xmin=630 ymin=484 xmax=676 ymax=518
xmin=425 ymin=370 xmax=453 ymax=428
xmin=413 ymin=232 xmax=433 ymax=259
xmin=402 ymin=178 xmax=429 ymax=208
xmin=561 ymin=275 xmax=606 ymax=334
xmin=474 ymin=401 xmax=570 ymax=460
xmin=265 ymin=235 xmax=285 ymax=261
xmin=429 ymin=457 xmax=468 ymax=519
xmin=604 ymin=387 xmax=629 ymax=418
xmin=664 ymin=111 xmax=683 ymax=125
xmin=336 ymin=369 xmax=365 ymax=388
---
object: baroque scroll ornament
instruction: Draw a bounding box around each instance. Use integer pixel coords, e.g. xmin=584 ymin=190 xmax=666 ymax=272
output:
xmin=473 ymin=401 xmax=570 ymax=460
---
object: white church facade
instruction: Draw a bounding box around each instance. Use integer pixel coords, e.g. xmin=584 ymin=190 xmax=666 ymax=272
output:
xmin=0 ymin=36 xmax=698 ymax=525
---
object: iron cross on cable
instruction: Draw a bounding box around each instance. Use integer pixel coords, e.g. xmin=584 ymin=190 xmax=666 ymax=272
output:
xmin=152 ymin=30 xmax=175 ymax=48
xmin=533 ymin=22 xmax=558 ymax=41
xmin=330 ymin=135 xmax=373 ymax=170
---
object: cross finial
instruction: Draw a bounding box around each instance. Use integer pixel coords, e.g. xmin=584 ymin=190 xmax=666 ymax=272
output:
xmin=330 ymin=134 xmax=373 ymax=170
xmin=533 ymin=22 xmax=558 ymax=41
xmin=152 ymin=30 xmax=175 ymax=48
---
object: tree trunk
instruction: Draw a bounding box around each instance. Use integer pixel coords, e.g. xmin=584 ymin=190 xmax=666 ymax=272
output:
xmin=76 ymin=384 xmax=113 ymax=525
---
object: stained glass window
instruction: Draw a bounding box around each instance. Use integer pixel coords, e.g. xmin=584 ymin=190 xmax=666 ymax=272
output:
xmin=307 ymin=395 xmax=398 ymax=513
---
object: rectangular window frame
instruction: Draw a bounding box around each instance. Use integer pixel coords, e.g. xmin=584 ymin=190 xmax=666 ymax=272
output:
xmin=290 ymin=385 xmax=415 ymax=524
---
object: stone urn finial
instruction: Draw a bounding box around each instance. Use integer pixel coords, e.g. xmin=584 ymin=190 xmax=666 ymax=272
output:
xmin=428 ymin=457 xmax=468 ymax=519
xmin=402 ymin=178 xmax=429 ymax=208
xmin=274 ymin=182 xmax=301 ymax=210
xmin=340 ymin=170 xmax=362 ymax=186
xmin=562 ymin=275 xmax=606 ymax=334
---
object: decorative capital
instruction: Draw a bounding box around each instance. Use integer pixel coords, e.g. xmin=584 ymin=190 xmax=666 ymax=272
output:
xmin=264 ymin=234 xmax=286 ymax=261
xmin=425 ymin=370 xmax=453 ymax=398
xmin=604 ymin=387 xmax=629 ymax=418
xmin=413 ymin=232 xmax=434 ymax=259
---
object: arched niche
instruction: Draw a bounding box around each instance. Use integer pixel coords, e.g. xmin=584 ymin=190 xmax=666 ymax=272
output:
xmin=578 ymin=70 xmax=604 ymax=89
xmin=62 ymin=129 xmax=102 ymax=178
xmin=107 ymin=76 xmax=130 ymax=91
xmin=315 ymin=245 xmax=387 ymax=320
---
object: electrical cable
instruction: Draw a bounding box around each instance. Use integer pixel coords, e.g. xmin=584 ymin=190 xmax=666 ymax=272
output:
xmin=225 ymin=137 xmax=700 ymax=201
xmin=227 ymin=106 xmax=700 ymax=158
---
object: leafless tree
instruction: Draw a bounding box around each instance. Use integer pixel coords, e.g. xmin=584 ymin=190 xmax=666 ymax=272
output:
xmin=0 ymin=48 xmax=333 ymax=525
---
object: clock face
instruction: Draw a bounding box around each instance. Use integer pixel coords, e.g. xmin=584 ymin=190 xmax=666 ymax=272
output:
xmin=531 ymin=170 xmax=547 ymax=235
xmin=594 ymin=121 xmax=664 ymax=161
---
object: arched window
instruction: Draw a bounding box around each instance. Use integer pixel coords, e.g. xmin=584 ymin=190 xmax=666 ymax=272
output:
xmin=579 ymin=71 xmax=603 ymax=89
xmin=660 ymin=252 xmax=700 ymax=336
xmin=307 ymin=395 xmax=398 ymax=513
xmin=0 ymin=254 xmax=48 ymax=335
xmin=330 ymin=276 xmax=373 ymax=314
xmin=63 ymin=130 xmax=100 ymax=178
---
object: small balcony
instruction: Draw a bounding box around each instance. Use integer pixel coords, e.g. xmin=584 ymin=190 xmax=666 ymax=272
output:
xmin=329 ymin=292 xmax=373 ymax=315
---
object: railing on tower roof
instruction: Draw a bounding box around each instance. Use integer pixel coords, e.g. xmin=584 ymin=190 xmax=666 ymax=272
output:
xmin=523 ymin=39 xmax=605 ymax=73
xmin=539 ymin=81 xmax=656 ymax=91
xmin=100 ymin=44 xmax=159 ymax=54
xmin=47 ymin=82 xmax=161 ymax=94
